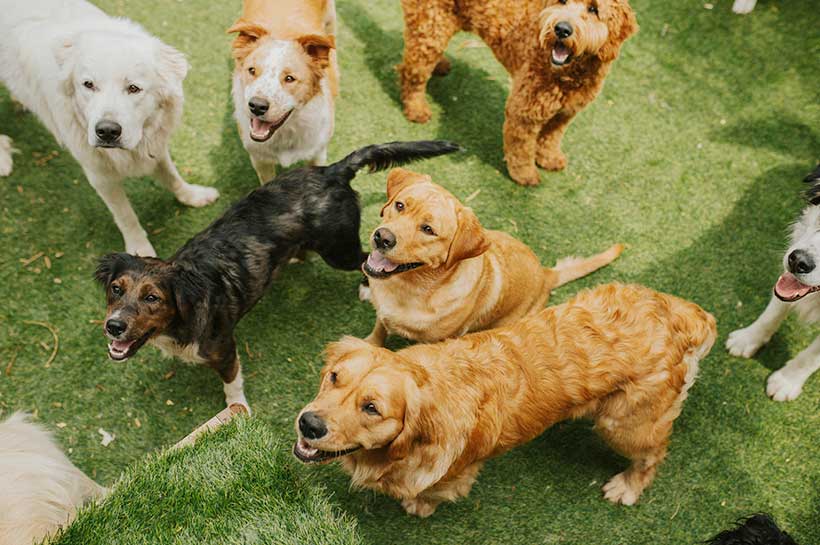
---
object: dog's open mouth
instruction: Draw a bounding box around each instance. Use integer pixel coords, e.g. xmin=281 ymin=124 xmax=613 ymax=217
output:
xmin=107 ymin=329 xmax=154 ymax=361
xmin=774 ymin=272 xmax=820 ymax=302
xmin=249 ymin=110 xmax=293 ymax=142
xmin=292 ymin=438 xmax=360 ymax=464
xmin=551 ymin=42 xmax=572 ymax=66
xmin=363 ymin=252 xmax=423 ymax=279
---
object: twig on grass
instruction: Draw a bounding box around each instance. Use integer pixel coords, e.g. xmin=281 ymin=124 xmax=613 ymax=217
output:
xmin=4 ymin=349 xmax=18 ymax=376
xmin=22 ymin=320 xmax=59 ymax=368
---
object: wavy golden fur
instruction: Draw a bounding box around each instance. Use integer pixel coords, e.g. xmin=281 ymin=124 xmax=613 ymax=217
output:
xmin=398 ymin=0 xmax=637 ymax=185
xmin=296 ymin=284 xmax=716 ymax=516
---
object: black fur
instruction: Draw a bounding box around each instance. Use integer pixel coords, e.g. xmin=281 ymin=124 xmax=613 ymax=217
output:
xmin=705 ymin=514 xmax=798 ymax=545
xmin=802 ymin=163 xmax=820 ymax=205
xmin=94 ymin=140 xmax=460 ymax=391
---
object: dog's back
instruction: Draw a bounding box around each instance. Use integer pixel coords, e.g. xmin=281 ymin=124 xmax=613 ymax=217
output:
xmin=0 ymin=413 xmax=105 ymax=545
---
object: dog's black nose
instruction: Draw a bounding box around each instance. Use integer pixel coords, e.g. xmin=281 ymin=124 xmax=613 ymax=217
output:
xmin=248 ymin=97 xmax=269 ymax=117
xmin=788 ymin=250 xmax=815 ymax=275
xmin=372 ymin=228 xmax=396 ymax=250
xmin=95 ymin=120 xmax=122 ymax=143
xmin=554 ymin=21 xmax=573 ymax=39
xmin=299 ymin=411 xmax=327 ymax=440
xmin=105 ymin=319 xmax=127 ymax=337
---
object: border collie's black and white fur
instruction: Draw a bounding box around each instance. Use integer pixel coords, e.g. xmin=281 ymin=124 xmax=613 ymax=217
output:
xmin=95 ymin=141 xmax=461 ymax=411
xmin=706 ymin=514 xmax=798 ymax=545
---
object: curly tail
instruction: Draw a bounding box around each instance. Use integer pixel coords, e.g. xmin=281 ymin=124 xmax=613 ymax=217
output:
xmin=326 ymin=140 xmax=462 ymax=183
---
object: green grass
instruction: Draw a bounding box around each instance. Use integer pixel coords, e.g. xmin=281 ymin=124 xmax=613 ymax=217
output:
xmin=1 ymin=0 xmax=819 ymax=543
xmin=53 ymin=418 xmax=362 ymax=545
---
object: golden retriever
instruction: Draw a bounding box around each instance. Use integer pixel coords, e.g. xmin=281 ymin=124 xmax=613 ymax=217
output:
xmin=295 ymin=283 xmax=716 ymax=516
xmin=361 ymin=167 xmax=622 ymax=345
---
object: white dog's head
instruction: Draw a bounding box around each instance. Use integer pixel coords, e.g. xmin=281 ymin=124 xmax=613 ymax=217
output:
xmin=56 ymin=31 xmax=188 ymax=150
xmin=776 ymin=169 xmax=820 ymax=302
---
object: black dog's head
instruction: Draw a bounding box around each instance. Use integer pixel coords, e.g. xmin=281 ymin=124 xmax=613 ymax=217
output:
xmin=94 ymin=253 xmax=206 ymax=361
xmin=705 ymin=514 xmax=798 ymax=545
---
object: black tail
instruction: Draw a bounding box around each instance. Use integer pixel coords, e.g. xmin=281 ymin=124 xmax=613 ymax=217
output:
xmin=326 ymin=141 xmax=462 ymax=183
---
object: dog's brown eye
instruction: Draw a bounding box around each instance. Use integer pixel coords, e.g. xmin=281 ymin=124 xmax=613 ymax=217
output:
xmin=395 ymin=201 xmax=404 ymax=212
xmin=83 ymin=80 xmax=94 ymax=90
xmin=363 ymin=402 xmax=380 ymax=416
xmin=421 ymin=224 xmax=436 ymax=236
xmin=588 ymin=5 xmax=598 ymax=14
xmin=284 ymin=75 xmax=295 ymax=83
xmin=111 ymin=285 xmax=123 ymax=296
xmin=144 ymin=294 xmax=159 ymax=303
xmin=127 ymin=84 xmax=142 ymax=94
xmin=329 ymin=371 xmax=337 ymax=384
xmin=248 ymin=66 xmax=256 ymax=76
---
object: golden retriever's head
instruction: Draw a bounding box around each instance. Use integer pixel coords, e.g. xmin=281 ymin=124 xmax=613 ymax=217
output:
xmin=293 ymin=337 xmax=430 ymax=464
xmin=538 ymin=0 xmax=637 ymax=67
xmin=227 ymin=21 xmax=334 ymax=142
xmin=363 ymin=168 xmax=490 ymax=279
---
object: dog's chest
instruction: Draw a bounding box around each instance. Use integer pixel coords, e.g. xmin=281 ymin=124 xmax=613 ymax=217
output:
xmin=149 ymin=336 xmax=206 ymax=364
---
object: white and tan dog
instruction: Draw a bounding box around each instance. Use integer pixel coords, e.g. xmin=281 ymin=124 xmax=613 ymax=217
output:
xmin=228 ymin=0 xmax=338 ymax=182
xmin=0 ymin=413 xmax=105 ymax=545
xmin=727 ymin=165 xmax=820 ymax=401
xmin=0 ymin=0 xmax=219 ymax=256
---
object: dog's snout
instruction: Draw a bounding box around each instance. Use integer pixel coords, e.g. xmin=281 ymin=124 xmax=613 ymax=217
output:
xmin=554 ymin=21 xmax=573 ymax=39
xmin=105 ymin=319 xmax=127 ymax=337
xmin=372 ymin=228 xmax=396 ymax=250
xmin=248 ymin=97 xmax=269 ymax=117
xmin=95 ymin=120 xmax=122 ymax=143
xmin=788 ymin=250 xmax=815 ymax=275
xmin=299 ymin=411 xmax=327 ymax=439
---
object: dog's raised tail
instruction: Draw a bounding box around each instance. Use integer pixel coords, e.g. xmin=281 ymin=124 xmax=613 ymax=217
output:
xmin=327 ymin=140 xmax=462 ymax=182
xmin=549 ymin=243 xmax=624 ymax=288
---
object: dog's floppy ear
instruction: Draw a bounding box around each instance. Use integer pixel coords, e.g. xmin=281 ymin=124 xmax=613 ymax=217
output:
xmin=154 ymin=42 xmax=189 ymax=107
xmin=597 ymin=0 xmax=638 ymax=63
xmin=172 ymin=265 xmax=208 ymax=324
xmin=94 ymin=253 xmax=138 ymax=287
xmin=227 ymin=21 xmax=269 ymax=62
xmin=386 ymin=359 xmax=430 ymax=461
xmin=379 ymin=168 xmax=431 ymax=217
xmin=54 ymin=38 xmax=77 ymax=97
xmin=444 ymin=206 xmax=490 ymax=268
xmin=297 ymin=34 xmax=335 ymax=68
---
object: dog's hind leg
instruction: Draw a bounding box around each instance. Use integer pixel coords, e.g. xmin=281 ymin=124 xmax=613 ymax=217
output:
xmin=398 ymin=1 xmax=460 ymax=123
xmin=154 ymin=150 xmax=219 ymax=207
xmin=86 ymin=170 xmax=155 ymax=256
xmin=535 ymin=112 xmax=574 ymax=171
xmin=726 ymin=294 xmax=791 ymax=358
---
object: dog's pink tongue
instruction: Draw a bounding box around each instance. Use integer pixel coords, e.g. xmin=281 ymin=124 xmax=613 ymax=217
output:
xmin=552 ymin=43 xmax=570 ymax=63
xmin=367 ymin=252 xmax=399 ymax=273
xmin=775 ymin=273 xmax=813 ymax=300
xmin=112 ymin=339 xmax=134 ymax=351
xmin=250 ymin=117 xmax=273 ymax=137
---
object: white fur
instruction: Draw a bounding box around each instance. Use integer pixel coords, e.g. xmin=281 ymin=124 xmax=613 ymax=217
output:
xmin=223 ymin=365 xmax=250 ymax=414
xmin=0 ymin=413 xmax=105 ymax=545
xmin=732 ymin=0 xmax=757 ymax=14
xmin=0 ymin=0 xmax=219 ymax=256
xmin=232 ymin=40 xmax=335 ymax=182
xmin=0 ymin=135 xmax=18 ymax=176
xmin=727 ymin=204 xmax=820 ymax=400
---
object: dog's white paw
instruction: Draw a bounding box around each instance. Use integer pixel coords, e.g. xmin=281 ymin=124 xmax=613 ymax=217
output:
xmin=176 ymin=184 xmax=219 ymax=208
xmin=732 ymin=0 xmax=756 ymax=14
xmin=126 ymin=238 xmax=157 ymax=257
xmin=401 ymin=497 xmax=437 ymax=517
xmin=0 ymin=135 xmax=18 ymax=177
xmin=766 ymin=367 xmax=805 ymax=402
xmin=726 ymin=327 xmax=767 ymax=358
xmin=358 ymin=282 xmax=371 ymax=302
xmin=228 ymin=398 xmax=252 ymax=415
xmin=602 ymin=472 xmax=639 ymax=506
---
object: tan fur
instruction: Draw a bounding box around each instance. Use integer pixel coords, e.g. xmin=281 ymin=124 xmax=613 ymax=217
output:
xmin=365 ymin=168 xmax=622 ymax=344
xmin=398 ymin=0 xmax=638 ymax=185
xmin=297 ymin=283 xmax=717 ymax=516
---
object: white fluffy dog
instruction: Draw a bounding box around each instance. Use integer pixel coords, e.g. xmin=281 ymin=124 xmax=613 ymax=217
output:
xmin=727 ymin=165 xmax=820 ymax=401
xmin=0 ymin=0 xmax=219 ymax=257
xmin=0 ymin=413 xmax=105 ymax=545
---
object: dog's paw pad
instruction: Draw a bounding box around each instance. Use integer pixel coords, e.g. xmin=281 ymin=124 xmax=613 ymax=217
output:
xmin=725 ymin=327 xmax=765 ymax=358
xmin=766 ymin=368 xmax=805 ymax=402
xmin=602 ymin=473 xmax=639 ymax=506
xmin=177 ymin=185 xmax=220 ymax=208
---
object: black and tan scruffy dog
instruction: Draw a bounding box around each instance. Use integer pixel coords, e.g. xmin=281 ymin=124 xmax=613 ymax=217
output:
xmin=705 ymin=514 xmax=798 ymax=545
xmin=94 ymin=141 xmax=461 ymax=412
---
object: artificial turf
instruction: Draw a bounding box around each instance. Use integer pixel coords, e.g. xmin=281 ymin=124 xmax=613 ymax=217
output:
xmin=0 ymin=0 xmax=818 ymax=543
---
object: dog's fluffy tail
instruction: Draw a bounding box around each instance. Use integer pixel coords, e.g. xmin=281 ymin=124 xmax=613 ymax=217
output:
xmin=326 ymin=140 xmax=462 ymax=183
xmin=549 ymin=243 xmax=624 ymax=288
xmin=0 ymin=413 xmax=106 ymax=545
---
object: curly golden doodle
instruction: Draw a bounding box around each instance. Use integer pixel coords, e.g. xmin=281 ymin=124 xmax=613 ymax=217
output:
xmin=295 ymin=284 xmax=716 ymax=516
xmin=398 ymin=0 xmax=637 ymax=185
xmin=361 ymin=167 xmax=623 ymax=345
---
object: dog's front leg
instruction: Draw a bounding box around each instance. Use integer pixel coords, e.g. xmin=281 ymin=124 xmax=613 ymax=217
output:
xmin=211 ymin=341 xmax=251 ymax=414
xmin=535 ymin=112 xmax=574 ymax=171
xmin=767 ymin=336 xmax=820 ymax=402
xmin=503 ymin=112 xmax=542 ymax=186
xmin=249 ymin=154 xmax=277 ymax=184
xmin=726 ymin=294 xmax=791 ymax=358
xmin=86 ymin=170 xmax=155 ymax=256
xmin=154 ymin=151 xmax=220 ymax=207
xmin=364 ymin=319 xmax=388 ymax=347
